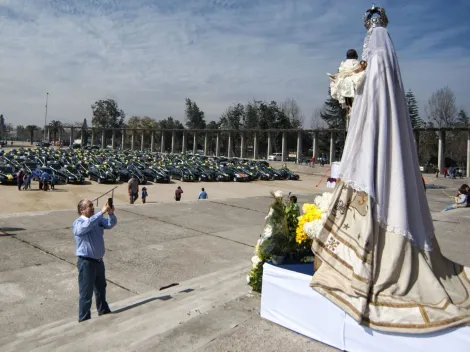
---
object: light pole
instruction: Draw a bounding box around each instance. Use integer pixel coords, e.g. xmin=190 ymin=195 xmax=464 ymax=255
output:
xmin=43 ymin=92 xmax=49 ymax=141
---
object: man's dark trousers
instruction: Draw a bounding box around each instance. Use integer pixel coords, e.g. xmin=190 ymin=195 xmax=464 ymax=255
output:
xmin=77 ymin=256 xmax=111 ymax=322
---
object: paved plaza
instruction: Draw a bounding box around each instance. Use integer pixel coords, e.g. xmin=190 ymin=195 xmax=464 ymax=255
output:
xmin=0 ymin=171 xmax=469 ymax=351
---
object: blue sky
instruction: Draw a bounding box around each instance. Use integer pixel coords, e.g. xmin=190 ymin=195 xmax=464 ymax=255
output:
xmin=0 ymin=0 xmax=469 ymax=127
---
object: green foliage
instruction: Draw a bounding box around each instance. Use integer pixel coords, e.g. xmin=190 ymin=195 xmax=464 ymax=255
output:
xmin=457 ymin=109 xmax=469 ymax=127
xmin=25 ymin=125 xmax=38 ymax=144
xmin=406 ymin=89 xmax=424 ymax=128
xmin=91 ymin=99 xmax=125 ymax=129
xmin=247 ymin=261 xmax=264 ymax=293
xmin=48 ymin=120 xmax=64 ymax=142
xmin=0 ymin=114 xmax=5 ymax=139
xmin=320 ymin=93 xmax=346 ymax=129
xmin=185 ymin=98 xmax=206 ymax=129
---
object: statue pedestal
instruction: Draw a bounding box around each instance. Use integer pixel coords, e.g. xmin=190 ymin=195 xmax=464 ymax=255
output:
xmin=261 ymin=262 xmax=470 ymax=352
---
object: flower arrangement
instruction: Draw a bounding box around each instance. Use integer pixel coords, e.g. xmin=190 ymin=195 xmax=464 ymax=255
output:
xmin=247 ymin=190 xmax=333 ymax=293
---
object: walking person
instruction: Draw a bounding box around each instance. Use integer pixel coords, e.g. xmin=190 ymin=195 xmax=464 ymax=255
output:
xmin=175 ymin=186 xmax=183 ymax=201
xmin=23 ymin=173 xmax=31 ymax=190
xmin=17 ymin=169 xmax=24 ymax=191
xmin=128 ymin=176 xmax=139 ymax=204
xmin=198 ymin=187 xmax=208 ymax=200
xmin=72 ymin=199 xmax=117 ymax=322
xmin=141 ymin=187 xmax=148 ymax=204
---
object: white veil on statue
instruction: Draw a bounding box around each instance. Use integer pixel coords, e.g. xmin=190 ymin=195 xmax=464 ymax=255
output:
xmin=310 ymin=6 xmax=470 ymax=334
xmin=339 ymin=26 xmax=435 ymax=251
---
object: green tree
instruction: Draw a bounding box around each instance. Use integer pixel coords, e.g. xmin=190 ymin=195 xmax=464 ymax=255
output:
xmin=0 ymin=114 xmax=5 ymax=140
xmin=320 ymin=95 xmax=346 ymax=129
xmin=26 ymin=125 xmax=38 ymax=145
xmin=242 ymin=101 xmax=259 ymax=130
xmin=91 ymin=99 xmax=125 ymax=129
xmin=219 ymin=103 xmax=243 ymax=130
xmin=320 ymin=94 xmax=347 ymax=161
xmin=457 ymin=109 xmax=469 ymax=127
xmin=81 ymin=118 xmax=89 ymax=145
xmin=184 ymin=98 xmax=206 ymax=129
xmin=48 ymin=120 xmax=64 ymax=142
xmin=281 ymin=98 xmax=304 ymax=129
xmin=405 ymin=89 xmax=423 ymax=128
xmin=206 ymin=121 xmax=220 ymax=130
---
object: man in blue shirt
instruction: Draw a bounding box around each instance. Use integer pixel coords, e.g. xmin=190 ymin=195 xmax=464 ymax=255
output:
xmin=72 ymin=199 xmax=117 ymax=322
xmin=198 ymin=187 xmax=208 ymax=200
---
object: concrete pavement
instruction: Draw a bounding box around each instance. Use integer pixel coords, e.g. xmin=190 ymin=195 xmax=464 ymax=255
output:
xmin=0 ymin=179 xmax=469 ymax=351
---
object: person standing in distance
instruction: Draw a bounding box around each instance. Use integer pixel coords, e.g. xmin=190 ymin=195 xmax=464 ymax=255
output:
xmin=128 ymin=176 xmax=139 ymax=204
xmin=198 ymin=187 xmax=208 ymax=200
xmin=73 ymin=199 xmax=117 ymax=322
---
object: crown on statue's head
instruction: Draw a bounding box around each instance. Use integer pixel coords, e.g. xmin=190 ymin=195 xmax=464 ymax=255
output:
xmin=362 ymin=4 xmax=389 ymax=30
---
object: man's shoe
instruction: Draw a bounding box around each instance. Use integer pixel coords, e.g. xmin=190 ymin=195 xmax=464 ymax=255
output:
xmin=98 ymin=310 xmax=112 ymax=316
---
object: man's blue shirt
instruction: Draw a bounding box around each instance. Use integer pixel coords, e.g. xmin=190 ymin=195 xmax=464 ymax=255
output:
xmin=72 ymin=211 xmax=117 ymax=259
xmin=198 ymin=191 xmax=208 ymax=199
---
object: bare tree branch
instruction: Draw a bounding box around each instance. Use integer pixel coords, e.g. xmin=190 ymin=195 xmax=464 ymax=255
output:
xmin=425 ymin=86 xmax=458 ymax=127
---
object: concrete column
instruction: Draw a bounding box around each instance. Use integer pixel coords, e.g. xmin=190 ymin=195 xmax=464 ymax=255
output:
xmin=240 ymin=133 xmax=245 ymax=158
xmin=131 ymin=130 xmax=135 ymax=150
xmin=80 ymin=130 xmax=85 ymax=148
xmin=253 ymin=132 xmax=259 ymax=160
xmin=414 ymin=130 xmax=420 ymax=157
xmin=69 ymin=127 xmax=74 ymax=146
xmin=437 ymin=130 xmax=445 ymax=173
xmin=215 ymin=132 xmax=220 ymax=157
xmin=111 ymin=130 xmax=116 ymax=150
xmin=182 ymin=131 xmax=187 ymax=154
xmin=204 ymin=132 xmax=209 ymax=156
xmin=227 ymin=133 xmax=233 ymax=158
xmin=91 ymin=129 xmax=95 ymax=146
xmin=267 ymin=132 xmax=272 ymax=157
xmin=329 ymin=132 xmax=335 ymax=164
xmin=161 ymin=131 xmax=166 ymax=153
xmin=141 ymin=132 xmax=145 ymax=151
xmin=47 ymin=127 xmax=51 ymax=142
xmin=121 ymin=129 xmax=125 ymax=149
xmin=296 ymin=131 xmax=303 ymax=162
xmin=281 ymin=131 xmax=287 ymax=162
xmin=150 ymin=132 xmax=155 ymax=152
xmin=193 ymin=132 xmax=198 ymax=154
xmin=58 ymin=130 xmax=62 ymax=144
xmin=171 ymin=131 xmax=176 ymax=153
xmin=101 ymin=130 xmax=106 ymax=149
xmin=312 ymin=131 xmax=318 ymax=159
xmin=467 ymin=130 xmax=470 ymax=178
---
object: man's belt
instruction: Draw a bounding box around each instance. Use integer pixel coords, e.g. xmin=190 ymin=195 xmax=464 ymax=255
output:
xmin=78 ymin=256 xmax=102 ymax=263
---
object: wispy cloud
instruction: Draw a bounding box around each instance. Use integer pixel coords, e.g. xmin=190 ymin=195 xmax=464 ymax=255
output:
xmin=0 ymin=0 xmax=469 ymax=126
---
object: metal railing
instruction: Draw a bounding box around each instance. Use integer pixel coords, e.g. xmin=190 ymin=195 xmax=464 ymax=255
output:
xmin=91 ymin=186 xmax=118 ymax=207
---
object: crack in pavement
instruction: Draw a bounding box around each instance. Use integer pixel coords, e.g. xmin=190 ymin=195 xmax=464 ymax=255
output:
xmin=208 ymin=200 xmax=268 ymax=214
xmin=5 ymin=234 xmax=139 ymax=295
xmin=118 ymin=208 xmax=255 ymax=249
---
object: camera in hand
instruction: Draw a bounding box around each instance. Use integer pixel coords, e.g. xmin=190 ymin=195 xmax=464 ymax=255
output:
xmin=108 ymin=197 xmax=113 ymax=208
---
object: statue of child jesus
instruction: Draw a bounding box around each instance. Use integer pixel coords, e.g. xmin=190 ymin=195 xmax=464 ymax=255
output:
xmin=327 ymin=49 xmax=367 ymax=127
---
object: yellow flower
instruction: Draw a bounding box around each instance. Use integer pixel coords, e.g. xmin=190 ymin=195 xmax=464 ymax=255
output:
xmin=295 ymin=204 xmax=323 ymax=244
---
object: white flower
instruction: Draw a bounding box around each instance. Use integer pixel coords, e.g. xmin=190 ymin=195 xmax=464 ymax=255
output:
xmin=265 ymin=207 xmax=274 ymax=220
xmin=303 ymin=219 xmax=324 ymax=239
xmin=251 ymin=256 xmax=261 ymax=266
xmin=246 ymin=275 xmax=251 ymax=283
xmin=261 ymin=224 xmax=273 ymax=239
xmin=314 ymin=192 xmax=333 ymax=212
xmin=274 ymin=190 xmax=283 ymax=198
